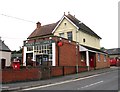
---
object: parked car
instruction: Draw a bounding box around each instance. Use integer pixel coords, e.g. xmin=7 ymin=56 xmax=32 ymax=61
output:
xmin=109 ymin=58 xmax=117 ymax=66
xmin=109 ymin=58 xmax=120 ymax=66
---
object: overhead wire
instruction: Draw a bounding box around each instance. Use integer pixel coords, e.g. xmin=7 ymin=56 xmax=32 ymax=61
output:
xmin=0 ymin=13 xmax=36 ymax=23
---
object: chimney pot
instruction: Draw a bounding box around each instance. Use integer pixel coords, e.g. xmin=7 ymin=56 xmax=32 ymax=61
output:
xmin=36 ymin=22 xmax=41 ymax=28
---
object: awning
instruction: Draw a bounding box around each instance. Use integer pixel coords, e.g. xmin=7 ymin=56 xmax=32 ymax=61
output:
xmin=79 ymin=45 xmax=107 ymax=54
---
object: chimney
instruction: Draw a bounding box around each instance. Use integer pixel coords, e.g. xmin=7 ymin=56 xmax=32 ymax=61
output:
xmin=36 ymin=22 xmax=41 ymax=28
xmin=64 ymin=12 xmax=66 ymax=15
xmin=68 ymin=11 xmax=70 ymax=14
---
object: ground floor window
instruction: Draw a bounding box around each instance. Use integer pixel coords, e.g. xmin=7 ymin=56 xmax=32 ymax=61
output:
xmin=34 ymin=44 xmax=52 ymax=61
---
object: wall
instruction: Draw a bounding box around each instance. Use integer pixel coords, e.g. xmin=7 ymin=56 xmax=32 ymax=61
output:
xmin=95 ymin=53 xmax=110 ymax=69
xmin=1 ymin=67 xmax=41 ymax=83
xmin=54 ymin=17 xmax=101 ymax=49
xmin=0 ymin=51 xmax=11 ymax=66
xmin=55 ymin=39 xmax=82 ymax=66
xmin=1 ymin=66 xmax=88 ymax=83
xmin=77 ymin=31 xmax=100 ymax=49
xmin=54 ymin=18 xmax=77 ymax=41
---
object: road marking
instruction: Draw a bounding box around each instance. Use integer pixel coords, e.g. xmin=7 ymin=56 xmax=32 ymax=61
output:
xmin=23 ymin=72 xmax=111 ymax=90
xmin=1 ymin=86 xmax=9 ymax=89
xmin=79 ymin=81 xmax=103 ymax=89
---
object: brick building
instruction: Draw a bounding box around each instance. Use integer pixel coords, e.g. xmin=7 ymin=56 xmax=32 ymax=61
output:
xmin=23 ymin=13 xmax=110 ymax=70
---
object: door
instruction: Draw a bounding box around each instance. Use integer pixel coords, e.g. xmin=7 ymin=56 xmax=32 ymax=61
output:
xmin=36 ymin=54 xmax=49 ymax=66
xmin=89 ymin=55 xmax=95 ymax=68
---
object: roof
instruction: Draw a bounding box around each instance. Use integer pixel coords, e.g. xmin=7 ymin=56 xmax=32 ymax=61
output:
xmin=28 ymin=22 xmax=59 ymax=39
xmin=0 ymin=40 xmax=11 ymax=52
xmin=65 ymin=14 xmax=101 ymax=39
xmin=104 ymin=48 xmax=120 ymax=55
xmin=80 ymin=44 xmax=106 ymax=54
xmin=28 ymin=13 xmax=101 ymax=39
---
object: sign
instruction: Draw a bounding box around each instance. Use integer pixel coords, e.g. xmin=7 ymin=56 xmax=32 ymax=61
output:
xmin=24 ymin=40 xmax=55 ymax=46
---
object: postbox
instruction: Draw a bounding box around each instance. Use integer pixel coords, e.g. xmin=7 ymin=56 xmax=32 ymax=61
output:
xmin=12 ymin=58 xmax=20 ymax=70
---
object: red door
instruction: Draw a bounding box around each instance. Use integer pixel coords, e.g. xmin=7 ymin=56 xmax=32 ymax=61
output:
xmin=89 ymin=56 xmax=95 ymax=67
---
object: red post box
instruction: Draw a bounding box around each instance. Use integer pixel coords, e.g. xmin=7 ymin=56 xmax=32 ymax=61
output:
xmin=12 ymin=58 xmax=20 ymax=70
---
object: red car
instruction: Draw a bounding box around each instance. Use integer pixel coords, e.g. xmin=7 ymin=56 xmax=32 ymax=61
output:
xmin=109 ymin=58 xmax=117 ymax=66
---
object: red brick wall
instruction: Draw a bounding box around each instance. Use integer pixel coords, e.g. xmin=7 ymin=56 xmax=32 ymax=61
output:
xmin=64 ymin=66 xmax=76 ymax=75
xmin=95 ymin=53 xmax=110 ymax=69
xmin=55 ymin=40 xmax=82 ymax=67
xmin=78 ymin=66 xmax=88 ymax=72
xmin=51 ymin=66 xmax=63 ymax=77
xmin=1 ymin=68 xmax=41 ymax=83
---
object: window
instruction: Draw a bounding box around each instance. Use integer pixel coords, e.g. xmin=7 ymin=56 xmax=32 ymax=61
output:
xmin=104 ymin=55 xmax=107 ymax=62
xmin=67 ymin=32 xmax=73 ymax=40
xmin=34 ymin=44 xmax=52 ymax=61
xmin=59 ymin=33 xmax=64 ymax=38
xmin=27 ymin=46 xmax=33 ymax=51
xmin=64 ymin=23 xmax=67 ymax=26
xmin=98 ymin=53 xmax=100 ymax=62
xmin=83 ymin=38 xmax=85 ymax=43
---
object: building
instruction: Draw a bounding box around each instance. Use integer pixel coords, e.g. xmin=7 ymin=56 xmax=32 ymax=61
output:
xmin=104 ymin=48 xmax=120 ymax=59
xmin=23 ymin=12 xmax=110 ymax=70
xmin=0 ymin=38 xmax=11 ymax=68
xmin=104 ymin=48 xmax=120 ymax=66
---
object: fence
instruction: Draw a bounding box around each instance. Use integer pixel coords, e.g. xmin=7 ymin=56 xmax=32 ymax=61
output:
xmin=1 ymin=66 xmax=88 ymax=83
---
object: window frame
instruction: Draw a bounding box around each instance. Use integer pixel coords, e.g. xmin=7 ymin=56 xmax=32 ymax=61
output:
xmin=67 ymin=31 xmax=73 ymax=41
xmin=59 ymin=33 xmax=64 ymax=38
xmin=98 ymin=53 xmax=100 ymax=62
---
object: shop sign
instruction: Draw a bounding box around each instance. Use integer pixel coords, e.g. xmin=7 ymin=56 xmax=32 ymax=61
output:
xmin=24 ymin=40 xmax=55 ymax=46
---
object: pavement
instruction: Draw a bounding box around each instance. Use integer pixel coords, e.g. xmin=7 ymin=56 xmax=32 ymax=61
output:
xmin=1 ymin=66 xmax=119 ymax=91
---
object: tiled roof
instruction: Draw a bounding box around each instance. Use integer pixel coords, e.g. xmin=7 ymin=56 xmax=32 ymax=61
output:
xmin=65 ymin=14 xmax=101 ymax=39
xmin=0 ymin=40 xmax=11 ymax=52
xmin=104 ymin=48 xmax=120 ymax=55
xmin=28 ymin=13 xmax=101 ymax=39
xmin=28 ymin=22 xmax=59 ymax=39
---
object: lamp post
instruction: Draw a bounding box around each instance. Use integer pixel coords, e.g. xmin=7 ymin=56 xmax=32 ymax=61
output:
xmin=76 ymin=29 xmax=79 ymax=73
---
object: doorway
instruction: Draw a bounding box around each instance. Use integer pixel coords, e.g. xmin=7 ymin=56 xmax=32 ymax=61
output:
xmin=36 ymin=54 xmax=49 ymax=66
xmin=89 ymin=53 xmax=96 ymax=69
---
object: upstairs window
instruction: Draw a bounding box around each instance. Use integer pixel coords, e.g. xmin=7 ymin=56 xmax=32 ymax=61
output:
xmin=67 ymin=32 xmax=73 ymax=41
xmin=59 ymin=33 xmax=64 ymax=38
xmin=83 ymin=38 xmax=85 ymax=43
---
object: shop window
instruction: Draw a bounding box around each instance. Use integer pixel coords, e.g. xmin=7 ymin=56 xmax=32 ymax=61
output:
xmin=81 ymin=54 xmax=85 ymax=62
xmin=67 ymin=31 xmax=73 ymax=41
xmin=34 ymin=44 xmax=53 ymax=61
xmin=27 ymin=46 xmax=33 ymax=51
xmin=98 ymin=53 xmax=100 ymax=62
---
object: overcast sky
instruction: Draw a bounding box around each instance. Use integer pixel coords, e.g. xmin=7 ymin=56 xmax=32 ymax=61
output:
xmin=0 ymin=0 xmax=119 ymax=51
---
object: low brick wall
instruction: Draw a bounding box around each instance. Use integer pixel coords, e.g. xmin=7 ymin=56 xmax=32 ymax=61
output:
xmin=64 ymin=66 xmax=76 ymax=75
xmin=1 ymin=66 xmax=88 ymax=83
xmin=78 ymin=66 xmax=88 ymax=72
xmin=51 ymin=66 xmax=63 ymax=77
xmin=1 ymin=67 xmax=41 ymax=83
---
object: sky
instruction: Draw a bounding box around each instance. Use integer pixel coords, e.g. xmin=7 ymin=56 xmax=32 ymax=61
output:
xmin=0 ymin=0 xmax=119 ymax=51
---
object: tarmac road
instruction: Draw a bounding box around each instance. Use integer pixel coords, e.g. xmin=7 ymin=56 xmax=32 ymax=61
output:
xmin=23 ymin=68 xmax=119 ymax=90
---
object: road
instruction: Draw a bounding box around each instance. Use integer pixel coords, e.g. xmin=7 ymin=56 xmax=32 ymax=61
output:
xmin=23 ymin=68 xmax=119 ymax=91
